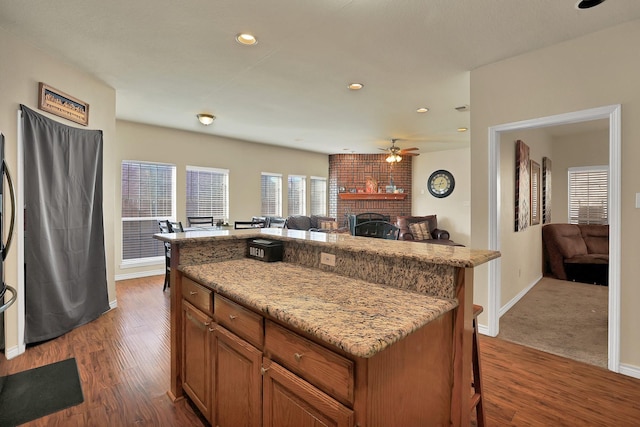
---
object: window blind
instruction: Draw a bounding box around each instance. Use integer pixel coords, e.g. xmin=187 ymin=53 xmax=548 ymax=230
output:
xmin=288 ymin=175 xmax=306 ymax=216
xmin=186 ymin=166 xmax=229 ymax=222
xmin=568 ymin=166 xmax=608 ymax=225
xmin=121 ymin=161 xmax=175 ymax=261
xmin=261 ymin=173 xmax=282 ymax=216
xmin=310 ymin=176 xmax=327 ymax=216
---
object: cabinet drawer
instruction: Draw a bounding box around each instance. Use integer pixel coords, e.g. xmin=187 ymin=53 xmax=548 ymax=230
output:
xmin=182 ymin=277 xmax=213 ymax=314
xmin=214 ymin=294 xmax=264 ymax=349
xmin=265 ymin=321 xmax=354 ymax=405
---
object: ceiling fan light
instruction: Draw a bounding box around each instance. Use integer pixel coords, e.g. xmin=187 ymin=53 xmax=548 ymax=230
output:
xmin=197 ymin=113 xmax=215 ymax=125
xmin=386 ymin=154 xmax=402 ymax=163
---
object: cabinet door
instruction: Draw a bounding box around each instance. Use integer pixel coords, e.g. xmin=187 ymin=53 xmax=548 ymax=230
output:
xmin=262 ymin=359 xmax=353 ymax=427
xmin=212 ymin=325 xmax=262 ymax=427
xmin=182 ymin=301 xmax=212 ymax=420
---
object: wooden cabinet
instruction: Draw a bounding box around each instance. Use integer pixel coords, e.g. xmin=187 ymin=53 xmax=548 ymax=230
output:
xmin=262 ymin=358 xmax=354 ymax=427
xmin=181 ymin=300 xmax=212 ymax=419
xmin=211 ymin=324 xmax=262 ymax=427
xmin=179 ymin=275 xmax=452 ymax=426
xmin=264 ymin=321 xmax=354 ymax=406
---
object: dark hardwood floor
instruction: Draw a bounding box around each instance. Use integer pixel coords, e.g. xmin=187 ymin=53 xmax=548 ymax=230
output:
xmin=0 ymin=276 xmax=206 ymax=427
xmin=2 ymin=275 xmax=640 ymax=426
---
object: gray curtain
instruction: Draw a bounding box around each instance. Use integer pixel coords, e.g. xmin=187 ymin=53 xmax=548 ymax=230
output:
xmin=21 ymin=105 xmax=109 ymax=344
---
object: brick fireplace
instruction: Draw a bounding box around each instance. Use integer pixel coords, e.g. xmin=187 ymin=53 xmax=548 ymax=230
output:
xmin=329 ymin=153 xmax=412 ymax=227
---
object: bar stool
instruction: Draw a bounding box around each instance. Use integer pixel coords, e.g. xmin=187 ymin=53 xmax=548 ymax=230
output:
xmin=471 ymin=304 xmax=486 ymax=427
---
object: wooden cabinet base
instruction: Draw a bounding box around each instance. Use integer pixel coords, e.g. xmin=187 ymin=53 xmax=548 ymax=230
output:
xmin=212 ymin=325 xmax=262 ymax=427
xmin=262 ymin=359 xmax=354 ymax=427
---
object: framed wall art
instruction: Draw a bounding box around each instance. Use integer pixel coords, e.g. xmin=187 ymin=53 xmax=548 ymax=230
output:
xmin=38 ymin=82 xmax=89 ymax=126
xmin=514 ymin=140 xmax=530 ymax=232
xmin=530 ymin=160 xmax=541 ymax=226
xmin=542 ymin=157 xmax=552 ymax=224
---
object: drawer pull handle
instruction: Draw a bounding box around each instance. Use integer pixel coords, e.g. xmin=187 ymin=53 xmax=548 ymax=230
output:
xmin=294 ymin=353 xmax=303 ymax=362
xmin=189 ymin=291 xmax=198 ymax=296
xmin=186 ymin=312 xmax=209 ymax=330
xmin=260 ymin=367 xmax=269 ymax=375
xmin=229 ymin=314 xmax=238 ymax=320
xmin=208 ymin=327 xmax=214 ymax=332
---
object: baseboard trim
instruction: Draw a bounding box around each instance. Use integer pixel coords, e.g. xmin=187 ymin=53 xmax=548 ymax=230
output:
xmin=499 ymin=275 xmax=541 ymax=318
xmin=619 ymin=363 xmax=640 ymax=380
xmin=4 ymin=344 xmax=22 ymax=360
xmin=115 ymin=269 xmax=165 ymax=281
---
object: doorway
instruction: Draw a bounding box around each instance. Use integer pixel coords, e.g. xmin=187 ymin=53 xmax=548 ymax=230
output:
xmin=486 ymin=104 xmax=621 ymax=372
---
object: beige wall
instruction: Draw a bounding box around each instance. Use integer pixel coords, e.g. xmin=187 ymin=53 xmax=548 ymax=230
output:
xmin=551 ymin=128 xmax=609 ymax=222
xmin=115 ymin=120 xmax=329 ymax=278
xmin=499 ymin=130 xmax=553 ymax=305
xmin=413 ymin=148 xmax=471 ymax=246
xmin=471 ymin=20 xmax=640 ymax=368
xmin=0 ymin=28 xmax=117 ymax=352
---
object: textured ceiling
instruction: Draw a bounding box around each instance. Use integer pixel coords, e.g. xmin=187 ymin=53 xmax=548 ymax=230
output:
xmin=1 ymin=0 xmax=638 ymax=154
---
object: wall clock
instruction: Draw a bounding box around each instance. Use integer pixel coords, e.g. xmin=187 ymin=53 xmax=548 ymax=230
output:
xmin=427 ymin=169 xmax=455 ymax=198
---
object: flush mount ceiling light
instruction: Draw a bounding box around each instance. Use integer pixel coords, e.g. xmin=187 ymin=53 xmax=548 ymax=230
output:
xmin=348 ymin=83 xmax=364 ymax=90
xmin=457 ymin=127 xmax=468 ymax=132
xmin=236 ymin=33 xmax=258 ymax=45
xmin=197 ymin=113 xmax=215 ymax=126
xmin=416 ymin=107 xmax=429 ymax=113
xmin=576 ymin=0 xmax=606 ymax=9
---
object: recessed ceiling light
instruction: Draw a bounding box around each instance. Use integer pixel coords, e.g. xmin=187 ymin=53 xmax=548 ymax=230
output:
xmin=236 ymin=33 xmax=258 ymax=45
xmin=197 ymin=113 xmax=216 ymax=125
xmin=416 ymin=107 xmax=429 ymax=113
xmin=348 ymin=83 xmax=364 ymax=90
xmin=575 ymin=0 xmax=606 ymax=9
xmin=457 ymin=127 xmax=468 ymax=132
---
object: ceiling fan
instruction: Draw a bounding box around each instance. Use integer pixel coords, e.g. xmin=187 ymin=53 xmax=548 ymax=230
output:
xmin=379 ymin=139 xmax=420 ymax=163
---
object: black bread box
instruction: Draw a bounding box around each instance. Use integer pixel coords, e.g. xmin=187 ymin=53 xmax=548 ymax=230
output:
xmin=247 ymin=239 xmax=283 ymax=262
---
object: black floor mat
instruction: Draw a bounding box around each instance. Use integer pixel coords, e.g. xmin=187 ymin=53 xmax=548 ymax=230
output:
xmin=0 ymin=358 xmax=84 ymax=426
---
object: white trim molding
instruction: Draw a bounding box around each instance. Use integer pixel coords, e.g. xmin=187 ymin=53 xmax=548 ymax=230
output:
xmin=487 ymin=104 xmax=622 ymax=374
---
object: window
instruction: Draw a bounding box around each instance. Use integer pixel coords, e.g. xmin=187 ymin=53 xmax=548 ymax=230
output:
xmin=261 ymin=173 xmax=282 ymax=216
xmin=288 ymin=175 xmax=306 ymax=216
xmin=121 ymin=161 xmax=175 ymax=262
xmin=310 ymin=176 xmax=327 ymax=216
xmin=186 ymin=166 xmax=229 ymax=222
xmin=568 ymin=166 xmax=608 ymax=225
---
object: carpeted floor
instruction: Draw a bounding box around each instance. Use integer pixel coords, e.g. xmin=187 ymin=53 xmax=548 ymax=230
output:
xmin=498 ymin=277 xmax=608 ymax=368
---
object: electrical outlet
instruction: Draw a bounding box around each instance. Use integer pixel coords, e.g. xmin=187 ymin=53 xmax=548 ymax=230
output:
xmin=320 ymin=252 xmax=336 ymax=266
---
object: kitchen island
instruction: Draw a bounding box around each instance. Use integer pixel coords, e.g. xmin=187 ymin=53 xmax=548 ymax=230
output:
xmin=155 ymin=228 xmax=500 ymax=426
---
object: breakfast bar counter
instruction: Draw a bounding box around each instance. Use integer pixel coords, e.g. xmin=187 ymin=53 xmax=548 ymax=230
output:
xmin=155 ymin=228 xmax=500 ymax=426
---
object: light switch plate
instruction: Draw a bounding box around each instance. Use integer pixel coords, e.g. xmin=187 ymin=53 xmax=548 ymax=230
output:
xmin=636 ymin=192 xmax=640 ymax=208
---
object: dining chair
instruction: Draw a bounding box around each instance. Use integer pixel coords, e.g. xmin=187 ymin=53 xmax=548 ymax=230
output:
xmin=353 ymin=220 xmax=399 ymax=240
xmin=187 ymin=216 xmax=215 ymax=227
xmin=158 ymin=220 xmax=172 ymax=291
xmin=234 ymin=218 xmax=266 ymax=229
xmin=168 ymin=221 xmax=184 ymax=233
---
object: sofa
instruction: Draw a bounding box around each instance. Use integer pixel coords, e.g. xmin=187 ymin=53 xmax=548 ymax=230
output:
xmin=285 ymin=215 xmax=340 ymax=232
xmin=395 ymin=215 xmax=462 ymax=246
xmin=542 ymin=223 xmax=609 ymax=285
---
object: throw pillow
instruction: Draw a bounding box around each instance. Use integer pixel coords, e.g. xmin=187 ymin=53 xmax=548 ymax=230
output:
xmin=320 ymin=221 xmax=339 ymax=230
xmin=409 ymin=221 xmax=432 ymax=241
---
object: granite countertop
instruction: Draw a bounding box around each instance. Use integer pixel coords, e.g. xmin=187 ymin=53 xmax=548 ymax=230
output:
xmin=156 ymin=228 xmax=500 ymax=268
xmin=180 ymin=259 xmax=458 ymax=359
